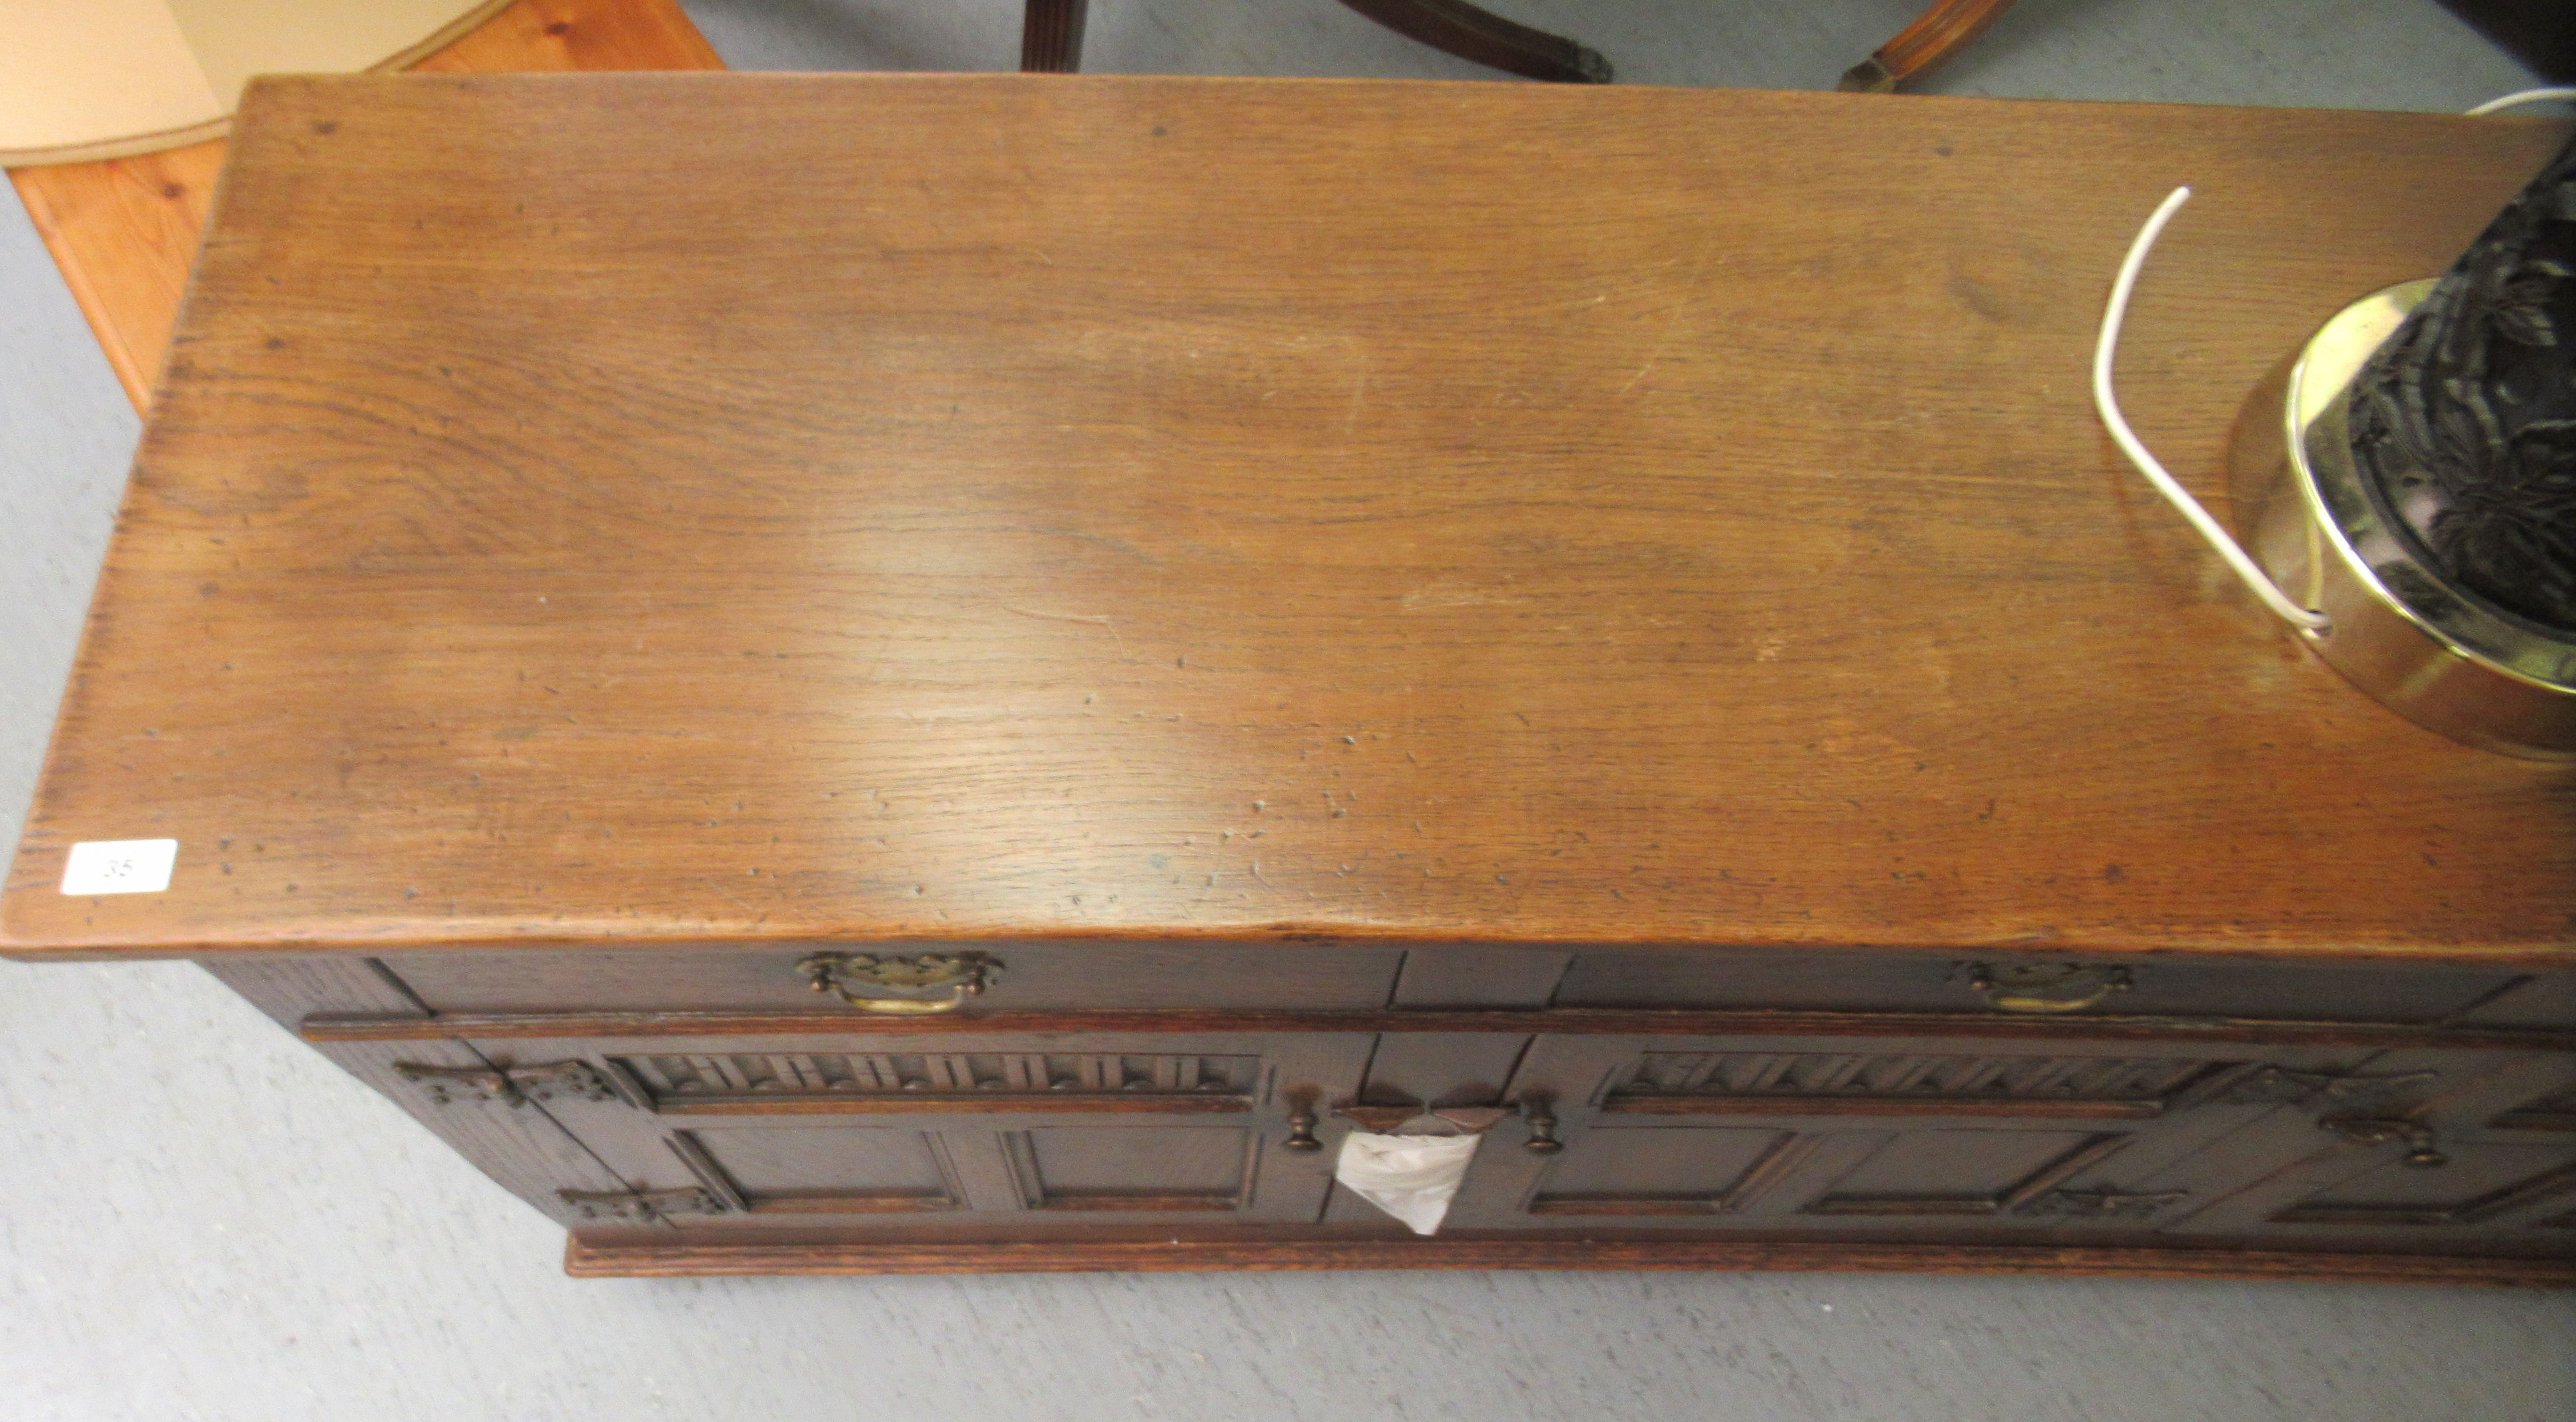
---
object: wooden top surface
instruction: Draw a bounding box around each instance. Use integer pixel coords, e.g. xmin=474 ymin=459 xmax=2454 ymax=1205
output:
xmin=7 ymin=73 xmax=2572 ymax=962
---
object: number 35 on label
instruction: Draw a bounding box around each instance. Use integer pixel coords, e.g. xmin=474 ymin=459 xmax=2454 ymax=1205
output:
xmin=60 ymin=839 xmax=180 ymax=896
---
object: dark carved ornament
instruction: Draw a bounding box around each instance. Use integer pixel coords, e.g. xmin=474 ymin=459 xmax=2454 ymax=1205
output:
xmin=2350 ymin=134 xmax=2576 ymax=631
xmin=393 ymin=1059 xmax=616 ymax=1109
xmin=2015 ymin=1187 xmax=2188 ymax=1220
xmin=2213 ymin=1064 xmax=2438 ymax=1107
xmin=556 ymin=1187 xmax=729 ymax=1222
xmin=2318 ymin=1115 xmax=2450 ymax=1169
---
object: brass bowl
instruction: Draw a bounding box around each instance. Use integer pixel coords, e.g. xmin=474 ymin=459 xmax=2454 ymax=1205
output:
xmin=2228 ymin=280 xmax=2576 ymax=760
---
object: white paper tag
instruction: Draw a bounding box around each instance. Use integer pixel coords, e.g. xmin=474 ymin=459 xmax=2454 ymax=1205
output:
xmin=1332 ymin=1131 xmax=1482 ymax=1235
xmin=60 ymin=839 xmax=180 ymax=895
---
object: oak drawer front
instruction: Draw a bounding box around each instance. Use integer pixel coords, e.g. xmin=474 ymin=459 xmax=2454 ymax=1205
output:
xmin=1550 ymin=951 xmax=2525 ymax=1024
xmin=2175 ymin=1049 xmax=2576 ymax=1241
xmin=379 ymin=943 xmax=1404 ymax=1014
xmin=422 ymin=1031 xmax=1369 ymax=1226
xmin=1450 ymin=1032 xmax=2545 ymax=1240
xmin=1466 ymin=1032 xmax=2327 ymax=1233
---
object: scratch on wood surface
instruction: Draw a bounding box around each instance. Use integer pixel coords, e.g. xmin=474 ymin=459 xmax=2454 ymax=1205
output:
xmin=1615 ymin=246 xmax=1715 ymax=397
xmin=999 ymin=604 xmax=1128 ymax=657
xmin=689 ymin=874 xmax=772 ymax=923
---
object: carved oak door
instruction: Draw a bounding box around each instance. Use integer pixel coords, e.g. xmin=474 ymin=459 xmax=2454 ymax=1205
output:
xmin=1441 ymin=1031 xmax=2395 ymax=1235
xmin=423 ymin=1032 xmax=1372 ymax=1228
xmin=2174 ymin=1048 xmax=2576 ymax=1245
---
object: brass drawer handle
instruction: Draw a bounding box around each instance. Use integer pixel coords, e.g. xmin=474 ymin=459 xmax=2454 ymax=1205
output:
xmin=799 ymin=952 xmax=1001 ymax=1013
xmin=1960 ymin=962 xmax=2133 ymax=1014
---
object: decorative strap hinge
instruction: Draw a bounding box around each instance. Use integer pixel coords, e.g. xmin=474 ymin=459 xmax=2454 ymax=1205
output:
xmin=2016 ymin=1187 xmax=2189 ymax=1219
xmin=556 ymin=1187 xmax=730 ymax=1222
xmin=2319 ymin=1116 xmax=2450 ymax=1168
xmin=394 ymin=1059 xmax=616 ymax=1108
xmin=2217 ymin=1065 xmax=2440 ymax=1107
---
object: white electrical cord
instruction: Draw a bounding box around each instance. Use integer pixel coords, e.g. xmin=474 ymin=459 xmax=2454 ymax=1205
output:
xmin=2465 ymin=88 xmax=2576 ymax=116
xmin=2091 ymin=187 xmax=2331 ymax=631
xmin=2092 ymin=88 xmax=2576 ymax=634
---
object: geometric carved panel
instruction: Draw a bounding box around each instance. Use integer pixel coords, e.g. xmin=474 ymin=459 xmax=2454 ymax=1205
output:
xmin=1612 ymin=1052 xmax=2229 ymax=1115
xmin=2272 ymin=1150 xmax=2576 ymax=1228
xmin=677 ymin=1126 xmax=960 ymax=1214
xmin=1803 ymin=1131 xmax=2162 ymax=1219
xmin=1007 ymin=1128 xmax=1253 ymax=1212
xmin=1526 ymin=1126 xmax=2185 ymax=1221
xmin=1527 ymin=1128 xmax=1809 ymax=1215
xmin=2491 ymin=1088 xmax=2576 ymax=1135
xmin=619 ymin=1051 xmax=1258 ymax=1101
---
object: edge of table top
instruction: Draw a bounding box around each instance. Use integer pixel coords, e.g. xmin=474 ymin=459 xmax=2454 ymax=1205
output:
xmin=7 ymin=75 xmax=2572 ymax=962
xmin=562 ymin=1229 xmax=2576 ymax=1285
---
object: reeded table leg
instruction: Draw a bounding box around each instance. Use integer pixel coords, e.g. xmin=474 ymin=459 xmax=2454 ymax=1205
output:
xmin=1839 ymin=0 xmax=2020 ymax=92
xmin=1022 ymin=0 xmax=1091 ymax=72
xmin=1337 ymin=0 xmax=1612 ymax=83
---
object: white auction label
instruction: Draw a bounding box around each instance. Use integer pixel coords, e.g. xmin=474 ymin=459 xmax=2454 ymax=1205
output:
xmin=60 ymin=839 xmax=180 ymax=895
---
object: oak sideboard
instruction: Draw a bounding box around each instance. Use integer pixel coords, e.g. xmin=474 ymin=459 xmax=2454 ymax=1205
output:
xmin=6 ymin=74 xmax=2572 ymax=1282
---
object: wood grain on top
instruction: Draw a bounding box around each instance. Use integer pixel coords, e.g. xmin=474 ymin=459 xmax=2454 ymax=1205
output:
xmin=5 ymin=75 xmax=2571 ymax=961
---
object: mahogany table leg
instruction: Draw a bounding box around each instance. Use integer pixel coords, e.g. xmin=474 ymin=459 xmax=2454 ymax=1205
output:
xmin=1022 ymin=0 xmax=1091 ymax=72
xmin=1838 ymin=0 xmax=2020 ymax=93
xmin=1336 ymin=0 xmax=1612 ymax=84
